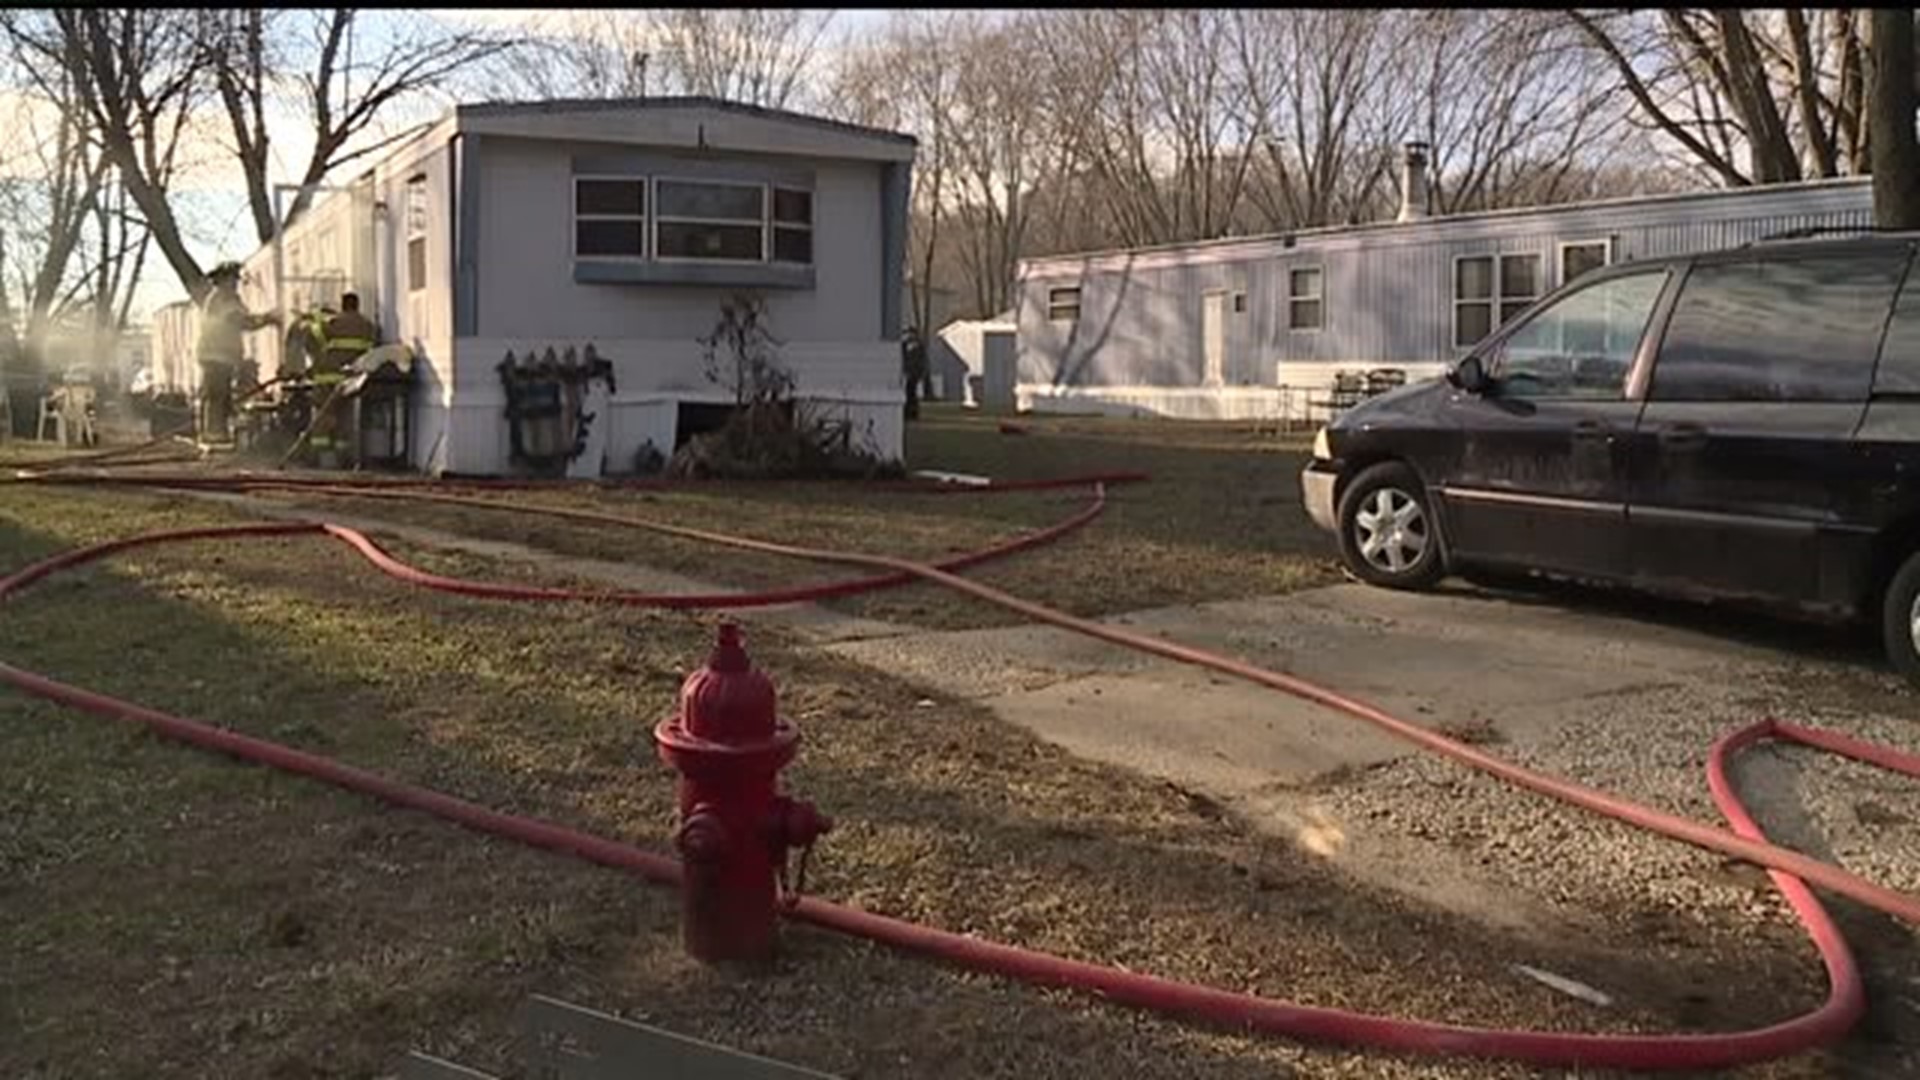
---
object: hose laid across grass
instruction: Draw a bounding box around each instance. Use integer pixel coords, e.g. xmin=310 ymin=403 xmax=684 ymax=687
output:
xmin=2 ymin=474 xmax=1917 ymax=1071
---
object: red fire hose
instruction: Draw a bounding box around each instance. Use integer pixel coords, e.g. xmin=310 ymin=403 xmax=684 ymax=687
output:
xmin=3 ymin=476 xmax=1918 ymax=1071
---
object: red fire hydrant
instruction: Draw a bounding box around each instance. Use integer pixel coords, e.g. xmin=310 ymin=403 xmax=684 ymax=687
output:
xmin=654 ymin=622 xmax=832 ymax=964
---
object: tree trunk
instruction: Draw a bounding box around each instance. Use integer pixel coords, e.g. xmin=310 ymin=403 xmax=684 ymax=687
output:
xmin=1870 ymin=9 xmax=1920 ymax=228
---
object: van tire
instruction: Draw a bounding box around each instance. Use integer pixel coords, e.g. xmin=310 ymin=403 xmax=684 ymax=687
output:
xmin=1879 ymin=550 xmax=1920 ymax=687
xmin=1336 ymin=461 xmax=1445 ymax=590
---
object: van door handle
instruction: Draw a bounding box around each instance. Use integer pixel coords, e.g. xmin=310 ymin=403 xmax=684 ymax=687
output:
xmin=1571 ymin=419 xmax=1610 ymax=443
xmin=1658 ymin=422 xmax=1707 ymax=450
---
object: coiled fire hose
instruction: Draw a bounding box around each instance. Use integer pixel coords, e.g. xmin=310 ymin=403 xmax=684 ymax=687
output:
xmin=1 ymin=472 xmax=1917 ymax=1071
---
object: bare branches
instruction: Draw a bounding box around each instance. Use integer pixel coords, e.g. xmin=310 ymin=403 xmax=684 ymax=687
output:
xmin=652 ymin=9 xmax=837 ymax=110
xmin=474 ymin=10 xmax=837 ymax=111
xmin=1233 ymin=10 xmax=1400 ymax=228
xmin=1566 ymin=8 xmax=1887 ymax=188
xmin=1 ymin=8 xmax=189 ymax=323
xmin=1567 ymin=9 xmax=1750 ymax=186
xmin=199 ymin=9 xmax=515 ymax=237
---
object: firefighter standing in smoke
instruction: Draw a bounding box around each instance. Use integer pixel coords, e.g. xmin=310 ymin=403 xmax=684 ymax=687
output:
xmin=195 ymin=262 xmax=280 ymax=440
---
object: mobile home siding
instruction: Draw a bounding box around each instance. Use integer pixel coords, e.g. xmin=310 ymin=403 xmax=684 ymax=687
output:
xmin=1016 ymin=179 xmax=1876 ymax=403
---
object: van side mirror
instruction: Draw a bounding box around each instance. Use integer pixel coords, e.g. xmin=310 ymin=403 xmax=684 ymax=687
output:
xmin=1449 ymin=354 xmax=1489 ymax=393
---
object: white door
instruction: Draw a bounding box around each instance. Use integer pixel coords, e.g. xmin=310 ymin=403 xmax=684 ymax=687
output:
xmin=1202 ymin=292 xmax=1227 ymax=387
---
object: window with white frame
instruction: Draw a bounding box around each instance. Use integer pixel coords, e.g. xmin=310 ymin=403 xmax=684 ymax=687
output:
xmin=654 ymin=178 xmax=766 ymax=262
xmin=574 ymin=177 xmax=647 ymax=258
xmin=1047 ymin=286 xmax=1081 ymax=322
xmin=1560 ymin=239 xmax=1610 ymax=286
xmin=405 ymin=175 xmax=428 ymax=293
xmin=1288 ymin=266 xmax=1323 ymax=331
xmin=1454 ymin=253 xmax=1541 ymax=347
xmin=772 ymin=187 xmax=813 ymax=264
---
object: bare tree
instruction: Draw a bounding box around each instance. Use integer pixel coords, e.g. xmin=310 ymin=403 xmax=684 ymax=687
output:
xmin=0 ymin=69 xmax=108 ymax=342
xmin=480 ymin=9 xmax=837 ymax=111
xmin=1566 ymin=9 xmax=1882 ymax=188
xmin=941 ymin=14 xmax=1063 ymax=317
xmin=829 ymin=11 xmax=967 ymax=332
xmin=1401 ymin=11 xmax=1638 ymax=215
xmin=1232 ymin=9 xmax=1400 ymax=229
xmin=200 ymin=9 xmax=516 ymax=241
xmin=0 ymin=9 xmax=161 ymax=398
xmin=485 ymin=12 xmax=654 ymax=100
xmin=1869 ymin=9 xmax=1920 ymax=228
xmin=4 ymin=9 xmax=209 ymax=297
xmin=651 ymin=9 xmax=838 ymax=110
xmin=1035 ymin=9 xmax=1253 ymax=247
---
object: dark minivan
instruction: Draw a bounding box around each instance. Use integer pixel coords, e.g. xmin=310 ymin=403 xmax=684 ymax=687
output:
xmin=1300 ymin=232 xmax=1920 ymax=685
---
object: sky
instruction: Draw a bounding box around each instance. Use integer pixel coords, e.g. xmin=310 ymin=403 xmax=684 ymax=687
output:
xmin=39 ymin=9 xmax=900 ymax=324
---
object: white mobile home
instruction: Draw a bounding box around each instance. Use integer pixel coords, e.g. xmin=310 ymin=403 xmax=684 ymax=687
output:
xmin=1015 ymin=154 xmax=1875 ymax=423
xmin=226 ymin=96 xmax=915 ymax=475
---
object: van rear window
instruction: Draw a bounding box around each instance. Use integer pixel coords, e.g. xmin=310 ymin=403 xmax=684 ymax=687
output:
xmin=1648 ymin=253 xmax=1906 ymax=403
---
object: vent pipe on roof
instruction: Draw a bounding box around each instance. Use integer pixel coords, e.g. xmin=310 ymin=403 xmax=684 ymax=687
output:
xmin=1397 ymin=141 xmax=1432 ymax=224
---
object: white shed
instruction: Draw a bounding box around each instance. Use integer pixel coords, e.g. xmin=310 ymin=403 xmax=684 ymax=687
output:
xmin=933 ymin=311 xmax=1014 ymax=407
xmin=235 ymin=96 xmax=917 ymax=476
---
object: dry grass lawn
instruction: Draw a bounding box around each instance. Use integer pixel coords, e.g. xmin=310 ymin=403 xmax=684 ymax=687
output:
xmin=0 ymin=415 xmax=1850 ymax=1079
xmin=165 ymin=404 xmax=1343 ymax=633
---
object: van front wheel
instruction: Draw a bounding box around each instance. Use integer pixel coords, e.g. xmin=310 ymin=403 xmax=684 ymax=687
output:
xmin=1880 ymin=550 xmax=1920 ymax=688
xmin=1336 ymin=462 xmax=1445 ymax=590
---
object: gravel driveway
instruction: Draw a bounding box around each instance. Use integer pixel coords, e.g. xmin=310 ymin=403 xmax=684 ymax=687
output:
xmin=831 ymin=578 xmax=1920 ymax=1077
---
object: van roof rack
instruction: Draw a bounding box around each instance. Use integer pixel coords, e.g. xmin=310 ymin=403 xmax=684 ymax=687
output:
xmin=1747 ymin=225 xmax=1920 ymax=245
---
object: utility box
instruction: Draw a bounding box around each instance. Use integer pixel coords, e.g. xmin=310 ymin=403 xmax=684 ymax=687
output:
xmin=343 ymin=344 xmax=416 ymax=470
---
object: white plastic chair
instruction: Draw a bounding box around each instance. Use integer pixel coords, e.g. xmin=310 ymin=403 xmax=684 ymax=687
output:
xmin=36 ymin=386 xmax=96 ymax=446
xmin=36 ymin=389 xmax=64 ymax=443
xmin=61 ymin=384 xmax=97 ymax=446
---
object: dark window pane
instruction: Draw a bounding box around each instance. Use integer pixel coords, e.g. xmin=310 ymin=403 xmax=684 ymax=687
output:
xmin=1048 ymin=288 xmax=1080 ymax=321
xmin=1874 ymin=265 xmax=1920 ymax=395
xmin=773 ymin=188 xmax=813 ymax=225
xmin=1651 ymin=253 xmax=1906 ymax=403
xmin=576 ymin=179 xmax=644 ymax=216
xmin=1289 ymin=299 xmax=1322 ymax=330
xmin=1233 ymin=293 xmax=1247 ymax=314
xmin=405 ymin=178 xmax=428 ymax=239
xmin=1456 ymin=301 xmax=1492 ymax=346
xmin=1501 ymin=254 xmax=1540 ymax=298
xmin=657 ymin=221 xmax=763 ymax=261
xmin=1499 ymin=301 xmax=1532 ymax=325
xmin=407 ymin=236 xmax=427 ymax=292
xmin=1290 ymin=267 xmax=1321 ymax=298
xmin=1562 ymin=243 xmax=1608 ymax=283
xmin=1456 ymin=257 xmax=1493 ymax=301
xmin=576 ymin=220 xmax=645 ymax=257
xmin=657 ymin=180 xmax=764 ymax=221
xmin=773 ymin=226 xmax=812 ymax=264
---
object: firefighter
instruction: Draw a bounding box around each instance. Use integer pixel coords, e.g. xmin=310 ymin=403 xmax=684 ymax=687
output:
xmin=901 ymin=326 xmax=929 ymax=421
xmin=322 ymin=293 xmax=378 ymax=373
xmin=196 ymin=262 xmax=279 ymax=441
xmin=282 ymin=304 xmax=334 ymax=380
xmin=308 ymin=292 xmax=380 ymax=464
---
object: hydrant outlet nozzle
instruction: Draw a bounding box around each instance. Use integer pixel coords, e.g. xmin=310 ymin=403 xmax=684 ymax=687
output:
xmin=779 ymin=797 xmax=833 ymax=848
xmin=677 ymin=811 xmax=729 ymax=864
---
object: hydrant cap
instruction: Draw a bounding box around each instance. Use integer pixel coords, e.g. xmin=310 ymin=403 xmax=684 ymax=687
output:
xmin=680 ymin=622 xmax=778 ymax=743
xmin=709 ymin=622 xmax=749 ymax=673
